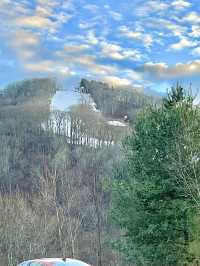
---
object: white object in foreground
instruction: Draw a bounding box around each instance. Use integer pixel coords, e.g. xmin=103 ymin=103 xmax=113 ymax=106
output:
xmin=18 ymin=258 xmax=92 ymax=266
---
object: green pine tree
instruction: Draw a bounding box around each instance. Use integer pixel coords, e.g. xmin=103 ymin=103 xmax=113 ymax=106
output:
xmin=111 ymin=86 xmax=199 ymax=266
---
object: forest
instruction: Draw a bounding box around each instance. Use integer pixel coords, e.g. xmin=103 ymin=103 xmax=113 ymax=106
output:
xmin=0 ymin=78 xmax=140 ymax=266
xmin=1 ymin=78 xmax=200 ymax=266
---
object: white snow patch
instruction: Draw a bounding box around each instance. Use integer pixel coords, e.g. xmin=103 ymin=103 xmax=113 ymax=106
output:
xmin=107 ymin=120 xmax=127 ymax=127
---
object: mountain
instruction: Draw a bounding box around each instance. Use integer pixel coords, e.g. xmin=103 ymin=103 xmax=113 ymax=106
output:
xmin=0 ymin=77 xmax=160 ymax=266
xmin=78 ymin=78 xmax=159 ymax=122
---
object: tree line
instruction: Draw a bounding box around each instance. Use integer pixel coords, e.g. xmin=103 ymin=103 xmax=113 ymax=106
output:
xmin=0 ymin=78 xmax=133 ymax=266
xmin=79 ymin=79 xmax=158 ymax=121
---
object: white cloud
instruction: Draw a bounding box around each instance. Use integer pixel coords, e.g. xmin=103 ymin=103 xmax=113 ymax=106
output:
xmin=119 ymin=26 xmax=153 ymax=48
xmin=53 ymin=12 xmax=72 ymax=25
xmin=171 ymin=0 xmax=191 ymax=9
xmin=4 ymin=0 xmax=73 ymax=36
xmin=62 ymin=0 xmax=74 ymax=10
xmin=75 ymin=56 xmax=116 ymax=75
xmin=36 ymin=0 xmax=59 ymax=8
xmin=63 ymin=44 xmax=90 ymax=53
xmin=84 ymin=4 xmax=98 ymax=12
xmin=148 ymin=1 xmax=169 ymax=11
xmin=14 ymin=0 xmax=67 ymax=32
xmin=124 ymin=69 xmax=143 ymax=81
xmin=14 ymin=2 xmax=30 ymax=15
xmin=122 ymin=49 xmax=142 ymax=60
xmin=151 ymin=18 xmax=186 ymax=37
xmin=24 ymin=60 xmax=72 ymax=76
xmin=55 ymin=43 xmax=91 ymax=58
xmin=136 ymin=1 xmax=169 ymax=16
xmin=144 ymin=60 xmax=200 ymax=79
xmin=15 ymin=15 xmax=55 ymax=29
xmin=170 ymin=37 xmax=197 ymax=50
xmin=144 ymin=62 xmax=168 ymax=76
xmin=13 ymin=30 xmax=40 ymax=47
xmin=79 ymin=21 xmax=97 ymax=29
xmin=101 ymin=43 xmax=124 ymax=60
xmin=100 ymin=41 xmax=142 ymax=61
xmin=57 ymin=50 xmax=117 ymax=76
xmin=35 ymin=5 xmax=52 ymax=17
xmin=8 ymin=30 xmax=40 ymax=61
xmin=164 ymin=22 xmax=185 ymax=37
xmin=86 ymin=31 xmax=99 ymax=45
xmin=184 ymin=12 xmax=200 ymax=23
xmin=144 ymin=34 xmax=153 ymax=48
xmin=19 ymin=50 xmax=36 ymax=60
xmin=190 ymin=25 xmax=200 ymax=37
xmin=191 ymin=47 xmax=200 ymax=56
xmin=119 ymin=26 xmax=142 ymax=39
xmin=102 ymin=76 xmax=132 ymax=87
xmin=109 ymin=11 xmax=123 ymax=21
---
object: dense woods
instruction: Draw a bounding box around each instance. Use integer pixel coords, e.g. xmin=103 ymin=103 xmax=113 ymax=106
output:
xmin=1 ymin=78 xmax=200 ymax=266
xmin=0 ymin=78 xmax=139 ymax=266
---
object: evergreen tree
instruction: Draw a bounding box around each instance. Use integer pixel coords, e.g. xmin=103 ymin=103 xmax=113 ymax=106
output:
xmin=163 ymin=83 xmax=185 ymax=108
xmin=111 ymin=86 xmax=199 ymax=265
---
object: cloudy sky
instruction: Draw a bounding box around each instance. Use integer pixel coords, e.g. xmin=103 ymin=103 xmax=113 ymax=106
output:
xmin=0 ymin=0 xmax=200 ymax=92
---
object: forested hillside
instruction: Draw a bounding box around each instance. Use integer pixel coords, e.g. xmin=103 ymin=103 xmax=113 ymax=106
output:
xmin=2 ymin=78 xmax=200 ymax=266
xmin=79 ymin=79 xmax=158 ymax=121
xmin=0 ymin=78 xmax=155 ymax=266
xmin=0 ymin=78 xmax=58 ymax=191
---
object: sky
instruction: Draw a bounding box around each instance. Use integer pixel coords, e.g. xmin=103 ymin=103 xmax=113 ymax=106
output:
xmin=0 ymin=0 xmax=200 ymax=93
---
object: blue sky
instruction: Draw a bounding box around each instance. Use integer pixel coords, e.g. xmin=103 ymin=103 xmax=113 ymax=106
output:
xmin=0 ymin=0 xmax=200 ymax=93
